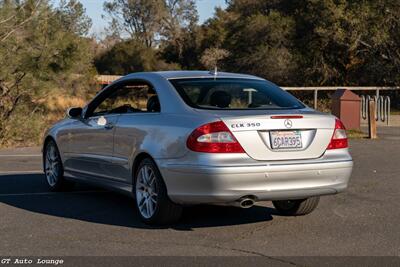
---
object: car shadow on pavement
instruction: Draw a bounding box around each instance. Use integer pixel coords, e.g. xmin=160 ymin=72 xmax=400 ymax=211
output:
xmin=0 ymin=173 xmax=278 ymax=230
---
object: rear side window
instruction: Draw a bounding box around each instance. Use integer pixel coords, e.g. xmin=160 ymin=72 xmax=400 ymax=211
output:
xmin=169 ymin=78 xmax=304 ymax=110
xmin=94 ymin=84 xmax=155 ymax=115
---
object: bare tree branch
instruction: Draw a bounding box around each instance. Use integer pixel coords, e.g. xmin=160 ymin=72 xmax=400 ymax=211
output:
xmin=0 ymin=0 xmax=43 ymax=42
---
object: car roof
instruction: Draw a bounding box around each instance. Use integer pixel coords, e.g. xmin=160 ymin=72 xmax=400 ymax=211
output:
xmin=125 ymin=70 xmax=264 ymax=80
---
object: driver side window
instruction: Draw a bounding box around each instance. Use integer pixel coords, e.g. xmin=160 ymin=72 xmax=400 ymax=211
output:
xmin=92 ymin=82 xmax=159 ymax=116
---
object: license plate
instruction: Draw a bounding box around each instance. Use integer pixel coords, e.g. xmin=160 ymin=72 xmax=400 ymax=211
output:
xmin=270 ymin=131 xmax=302 ymax=149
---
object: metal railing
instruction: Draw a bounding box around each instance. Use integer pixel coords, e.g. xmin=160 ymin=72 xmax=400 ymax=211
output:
xmin=361 ymin=95 xmax=391 ymax=125
xmin=96 ymin=75 xmax=123 ymax=85
xmin=282 ymin=86 xmax=399 ymax=109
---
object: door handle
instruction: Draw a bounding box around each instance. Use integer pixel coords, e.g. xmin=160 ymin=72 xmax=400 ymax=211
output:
xmin=104 ymin=123 xmax=114 ymax=130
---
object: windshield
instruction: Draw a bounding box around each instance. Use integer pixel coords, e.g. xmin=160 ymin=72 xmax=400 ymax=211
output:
xmin=169 ymin=78 xmax=304 ymax=110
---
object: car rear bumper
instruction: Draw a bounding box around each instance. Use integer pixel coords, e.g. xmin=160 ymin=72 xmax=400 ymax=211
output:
xmin=158 ymin=157 xmax=353 ymax=205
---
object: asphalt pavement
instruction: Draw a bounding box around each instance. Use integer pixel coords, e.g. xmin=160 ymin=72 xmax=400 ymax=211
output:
xmin=0 ymin=128 xmax=399 ymax=263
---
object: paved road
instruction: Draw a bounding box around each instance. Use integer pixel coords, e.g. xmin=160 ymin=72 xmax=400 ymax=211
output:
xmin=0 ymin=129 xmax=399 ymax=261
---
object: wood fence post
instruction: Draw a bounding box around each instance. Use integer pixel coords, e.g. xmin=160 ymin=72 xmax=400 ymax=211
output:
xmin=314 ymin=89 xmax=318 ymax=110
xmin=368 ymin=99 xmax=377 ymax=139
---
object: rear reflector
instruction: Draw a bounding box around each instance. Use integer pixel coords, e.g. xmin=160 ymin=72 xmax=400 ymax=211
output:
xmin=187 ymin=121 xmax=245 ymax=153
xmin=271 ymin=115 xmax=303 ymax=119
xmin=327 ymin=119 xmax=348 ymax=150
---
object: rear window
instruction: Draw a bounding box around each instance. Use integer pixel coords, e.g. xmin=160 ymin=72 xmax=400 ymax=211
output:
xmin=169 ymin=78 xmax=304 ymax=110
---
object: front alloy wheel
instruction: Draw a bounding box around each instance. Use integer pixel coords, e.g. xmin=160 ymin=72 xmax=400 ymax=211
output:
xmin=43 ymin=140 xmax=69 ymax=191
xmin=134 ymin=158 xmax=182 ymax=225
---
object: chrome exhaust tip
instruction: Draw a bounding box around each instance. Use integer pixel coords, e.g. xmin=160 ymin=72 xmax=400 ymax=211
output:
xmin=240 ymin=198 xmax=255 ymax=208
xmin=231 ymin=197 xmax=255 ymax=208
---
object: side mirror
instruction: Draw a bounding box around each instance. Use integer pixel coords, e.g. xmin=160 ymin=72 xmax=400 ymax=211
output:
xmin=67 ymin=107 xmax=82 ymax=119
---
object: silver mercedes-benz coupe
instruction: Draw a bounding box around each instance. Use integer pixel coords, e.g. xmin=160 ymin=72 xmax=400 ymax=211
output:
xmin=43 ymin=71 xmax=353 ymax=224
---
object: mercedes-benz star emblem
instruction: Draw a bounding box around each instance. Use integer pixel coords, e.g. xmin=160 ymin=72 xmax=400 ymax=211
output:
xmin=284 ymin=119 xmax=293 ymax=128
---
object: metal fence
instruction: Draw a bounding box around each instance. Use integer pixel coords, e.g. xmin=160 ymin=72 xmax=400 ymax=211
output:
xmin=282 ymin=86 xmax=399 ymax=109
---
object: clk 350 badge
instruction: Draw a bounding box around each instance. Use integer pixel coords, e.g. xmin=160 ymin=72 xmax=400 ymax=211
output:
xmin=231 ymin=122 xmax=261 ymax=128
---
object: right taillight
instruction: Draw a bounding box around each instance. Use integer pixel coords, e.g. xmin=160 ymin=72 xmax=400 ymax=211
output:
xmin=187 ymin=121 xmax=245 ymax=153
xmin=327 ymin=118 xmax=348 ymax=150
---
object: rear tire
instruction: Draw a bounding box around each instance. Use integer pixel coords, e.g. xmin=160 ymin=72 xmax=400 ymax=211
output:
xmin=43 ymin=139 xmax=71 ymax=191
xmin=272 ymin=197 xmax=320 ymax=216
xmin=134 ymin=158 xmax=182 ymax=225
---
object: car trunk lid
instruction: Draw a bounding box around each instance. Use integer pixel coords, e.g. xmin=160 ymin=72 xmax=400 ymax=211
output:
xmin=219 ymin=112 xmax=335 ymax=161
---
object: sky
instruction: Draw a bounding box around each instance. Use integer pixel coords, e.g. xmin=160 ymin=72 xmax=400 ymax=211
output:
xmin=75 ymin=0 xmax=228 ymax=36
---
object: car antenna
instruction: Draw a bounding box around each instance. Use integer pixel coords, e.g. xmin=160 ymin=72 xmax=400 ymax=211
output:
xmin=209 ymin=66 xmax=218 ymax=80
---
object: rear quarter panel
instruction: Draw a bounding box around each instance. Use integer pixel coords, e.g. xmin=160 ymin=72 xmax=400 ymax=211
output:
xmin=112 ymin=112 xmax=215 ymax=180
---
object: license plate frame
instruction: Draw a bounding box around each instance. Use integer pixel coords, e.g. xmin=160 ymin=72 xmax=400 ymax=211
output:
xmin=270 ymin=130 xmax=303 ymax=150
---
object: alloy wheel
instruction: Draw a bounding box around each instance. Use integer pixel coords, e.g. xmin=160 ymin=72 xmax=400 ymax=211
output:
xmin=45 ymin=143 xmax=60 ymax=187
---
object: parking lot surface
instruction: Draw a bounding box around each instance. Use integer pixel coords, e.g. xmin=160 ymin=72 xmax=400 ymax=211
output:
xmin=0 ymin=128 xmax=399 ymax=258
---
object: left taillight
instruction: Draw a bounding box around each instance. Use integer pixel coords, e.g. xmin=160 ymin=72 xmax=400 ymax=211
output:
xmin=187 ymin=121 xmax=245 ymax=153
xmin=327 ymin=118 xmax=348 ymax=150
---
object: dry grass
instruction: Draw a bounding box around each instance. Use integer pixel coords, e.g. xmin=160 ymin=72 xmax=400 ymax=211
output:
xmin=0 ymin=93 xmax=89 ymax=148
xmin=44 ymin=94 xmax=87 ymax=111
xmin=347 ymin=129 xmax=368 ymax=139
